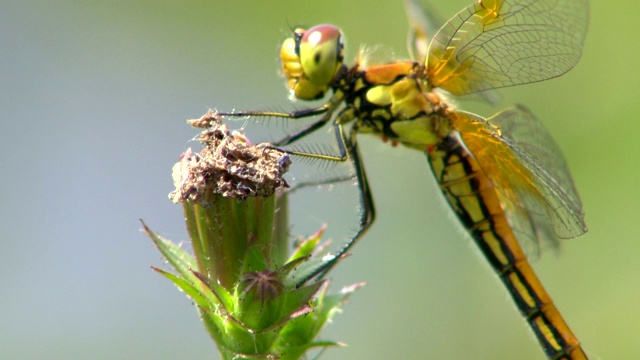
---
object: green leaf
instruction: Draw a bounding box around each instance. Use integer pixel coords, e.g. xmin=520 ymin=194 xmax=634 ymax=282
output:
xmin=151 ymin=266 xmax=214 ymax=312
xmin=260 ymin=280 xmax=324 ymax=334
xmin=273 ymin=282 xmax=364 ymax=356
xmin=151 ymin=266 xmax=233 ymax=346
xmin=142 ymin=220 xmax=198 ymax=280
xmin=191 ymin=270 xmax=234 ymax=314
xmin=288 ymin=225 xmax=325 ymax=262
xmin=278 ymin=255 xmax=310 ymax=279
xmin=283 ymin=255 xmax=331 ymax=289
xmin=316 ymin=282 xmax=365 ymax=322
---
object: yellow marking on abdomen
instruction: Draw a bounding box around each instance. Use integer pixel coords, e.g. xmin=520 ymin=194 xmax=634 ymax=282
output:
xmin=427 ymin=134 xmax=587 ymax=359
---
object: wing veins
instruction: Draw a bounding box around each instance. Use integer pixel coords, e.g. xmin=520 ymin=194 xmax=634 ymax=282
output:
xmin=426 ymin=0 xmax=589 ymax=94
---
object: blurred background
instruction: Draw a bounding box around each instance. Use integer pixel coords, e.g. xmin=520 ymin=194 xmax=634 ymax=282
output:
xmin=1 ymin=0 xmax=637 ymax=359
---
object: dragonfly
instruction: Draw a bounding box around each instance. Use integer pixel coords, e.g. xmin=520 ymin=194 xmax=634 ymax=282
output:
xmin=219 ymin=0 xmax=589 ymax=358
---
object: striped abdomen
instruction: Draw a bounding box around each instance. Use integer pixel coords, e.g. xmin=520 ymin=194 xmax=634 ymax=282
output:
xmin=427 ymin=134 xmax=587 ymax=360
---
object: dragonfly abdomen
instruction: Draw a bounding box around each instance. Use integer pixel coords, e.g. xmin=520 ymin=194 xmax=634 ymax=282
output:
xmin=428 ymin=134 xmax=587 ymax=359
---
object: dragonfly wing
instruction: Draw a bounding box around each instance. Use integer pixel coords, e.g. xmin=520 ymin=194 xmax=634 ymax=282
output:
xmin=427 ymin=0 xmax=589 ymax=95
xmin=450 ymin=106 xmax=587 ymax=245
xmin=405 ymin=0 xmax=442 ymax=62
xmin=496 ymin=181 xmax=558 ymax=258
xmin=406 ymin=0 xmax=500 ymax=105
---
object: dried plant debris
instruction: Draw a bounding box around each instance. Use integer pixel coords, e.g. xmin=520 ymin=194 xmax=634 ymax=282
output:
xmin=169 ymin=111 xmax=291 ymax=203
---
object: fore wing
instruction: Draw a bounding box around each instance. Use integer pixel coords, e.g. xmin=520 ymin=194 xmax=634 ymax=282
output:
xmin=427 ymin=0 xmax=589 ymax=95
xmin=406 ymin=0 xmax=501 ymax=105
xmin=450 ymin=106 xmax=587 ymax=247
xmin=405 ymin=0 xmax=443 ymax=62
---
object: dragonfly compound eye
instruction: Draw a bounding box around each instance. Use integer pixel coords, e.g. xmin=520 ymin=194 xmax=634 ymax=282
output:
xmin=299 ymin=25 xmax=344 ymax=88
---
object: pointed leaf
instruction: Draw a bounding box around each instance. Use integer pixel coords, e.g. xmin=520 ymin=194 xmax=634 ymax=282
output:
xmin=191 ymin=270 xmax=234 ymax=313
xmin=142 ymin=220 xmax=198 ymax=280
xmin=278 ymin=255 xmax=310 ymax=279
xmin=151 ymin=266 xmax=214 ymax=312
xmin=283 ymin=255 xmax=333 ymax=288
xmin=288 ymin=225 xmax=326 ymax=261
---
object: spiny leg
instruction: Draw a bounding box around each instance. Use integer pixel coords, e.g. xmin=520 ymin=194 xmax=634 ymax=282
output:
xmin=218 ymin=106 xmax=326 ymax=145
xmin=273 ymin=112 xmax=331 ymax=147
xmin=278 ymin=116 xmax=348 ymax=162
xmin=295 ymin=124 xmax=376 ymax=286
xmin=221 ymin=101 xmax=375 ymax=286
xmin=218 ymin=93 xmax=345 ymax=146
xmin=263 ymin=118 xmax=375 ymax=286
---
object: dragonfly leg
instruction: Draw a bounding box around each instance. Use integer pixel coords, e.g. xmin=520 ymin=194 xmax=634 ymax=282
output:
xmin=296 ymin=124 xmax=376 ymax=286
xmin=218 ymin=105 xmax=331 ymax=144
xmin=221 ymin=99 xmax=374 ymax=286
xmin=218 ymin=105 xmax=329 ymax=120
xmin=273 ymin=112 xmax=331 ymax=146
xmin=219 ymin=93 xmax=347 ymax=146
xmin=266 ymin=91 xmax=348 ymax=146
xmin=276 ymin=116 xmax=348 ymax=162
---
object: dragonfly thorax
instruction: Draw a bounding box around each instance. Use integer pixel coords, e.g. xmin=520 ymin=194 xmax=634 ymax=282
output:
xmin=341 ymin=61 xmax=452 ymax=150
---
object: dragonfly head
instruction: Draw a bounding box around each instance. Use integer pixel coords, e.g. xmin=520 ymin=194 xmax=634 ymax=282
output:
xmin=280 ymin=24 xmax=344 ymax=100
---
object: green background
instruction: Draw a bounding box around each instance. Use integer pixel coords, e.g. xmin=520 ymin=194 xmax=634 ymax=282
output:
xmin=1 ymin=1 xmax=637 ymax=359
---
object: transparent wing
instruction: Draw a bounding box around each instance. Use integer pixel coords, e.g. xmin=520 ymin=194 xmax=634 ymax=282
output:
xmin=427 ymin=0 xmax=589 ymax=95
xmin=451 ymin=106 xmax=587 ymax=247
xmin=406 ymin=0 xmax=501 ymax=104
xmin=405 ymin=0 xmax=443 ymax=62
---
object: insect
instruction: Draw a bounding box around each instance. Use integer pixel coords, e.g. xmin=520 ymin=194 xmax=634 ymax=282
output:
xmin=219 ymin=0 xmax=589 ymax=358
